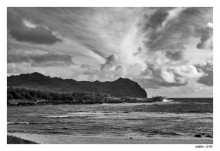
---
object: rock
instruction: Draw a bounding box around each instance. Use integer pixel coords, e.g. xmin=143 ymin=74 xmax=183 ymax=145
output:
xmin=205 ymin=134 xmax=213 ymax=138
xmin=194 ymin=134 xmax=202 ymax=138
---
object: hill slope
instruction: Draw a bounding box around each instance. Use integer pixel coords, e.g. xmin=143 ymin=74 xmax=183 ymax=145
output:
xmin=7 ymin=72 xmax=147 ymax=98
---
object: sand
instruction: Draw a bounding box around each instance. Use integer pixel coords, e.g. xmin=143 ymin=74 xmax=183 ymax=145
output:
xmin=7 ymin=133 xmax=213 ymax=144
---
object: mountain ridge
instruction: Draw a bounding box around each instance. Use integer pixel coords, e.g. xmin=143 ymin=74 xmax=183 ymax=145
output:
xmin=7 ymin=72 xmax=147 ymax=98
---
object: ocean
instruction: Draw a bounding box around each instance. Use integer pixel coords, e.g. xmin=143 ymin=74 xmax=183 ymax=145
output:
xmin=7 ymin=98 xmax=213 ymax=139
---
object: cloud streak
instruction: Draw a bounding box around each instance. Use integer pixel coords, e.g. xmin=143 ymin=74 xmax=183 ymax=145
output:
xmin=8 ymin=51 xmax=73 ymax=67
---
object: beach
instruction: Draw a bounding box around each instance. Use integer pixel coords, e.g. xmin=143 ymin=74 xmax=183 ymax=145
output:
xmin=7 ymin=101 xmax=213 ymax=144
xmin=8 ymin=132 xmax=213 ymax=144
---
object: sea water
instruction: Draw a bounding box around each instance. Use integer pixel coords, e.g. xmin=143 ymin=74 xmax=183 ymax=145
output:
xmin=7 ymin=98 xmax=213 ymax=139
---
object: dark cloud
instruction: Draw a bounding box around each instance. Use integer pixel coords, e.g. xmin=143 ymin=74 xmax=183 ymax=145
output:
xmin=7 ymin=9 xmax=23 ymax=29
xmin=195 ymin=62 xmax=213 ymax=86
xmin=140 ymin=8 xmax=180 ymax=51
xmin=142 ymin=8 xmax=170 ymax=30
xmin=8 ymin=9 xmax=62 ymax=45
xmin=8 ymin=53 xmax=73 ymax=67
xmin=165 ymin=50 xmax=183 ymax=61
xmin=140 ymin=7 xmax=213 ymax=55
xmin=197 ymin=23 xmax=213 ymax=49
xmin=9 ymin=26 xmax=62 ymax=45
xmin=100 ymin=54 xmax=119 ymax=71
xmin=133 ymin=47 xmax=142 ymax=56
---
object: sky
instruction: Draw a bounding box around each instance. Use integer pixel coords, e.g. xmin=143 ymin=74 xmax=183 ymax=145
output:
xmin=7 ymin=7 xmax=213 ymax=98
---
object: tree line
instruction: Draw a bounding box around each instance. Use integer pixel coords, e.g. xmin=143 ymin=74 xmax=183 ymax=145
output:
xmin=7 ymin=87 xmax=141 ymax=106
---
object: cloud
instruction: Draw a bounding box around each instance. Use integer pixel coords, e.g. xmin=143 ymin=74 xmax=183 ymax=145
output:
xmin=8 ymin=55 xmax=29 ymax=63
xmin=140 ymin=63 xmax=188 ymax=88
xmin=95 ymin=54 xmax=127 ymax=80
xmin=195 ymin=62 xmax=213 ymax=86
xmin=139 ymin=7 xmax=213 ymax=54
xmin=137 ymin=61 xmax=204 ymax=89
xmin=9 ymin=26 xmax=62 ymax=45
xmin=170 ymin=64 xmax=203 ymax=78
xmin=115 ymin=65 xmax=127 ymax=77
xmin=30 ymin=53 xmax=72 ymax=64
xmin=165 ymin=50 xmax=183 ymax=61
xmin=80 ymin=54 xmax=127 ymax=81
xmin=133 ymin=47 xmax=142 ymax=56
xmin=8 ymin=52 xmax=73 ymax=67
xmin=131 ymin=7 xmax=213 ymax=91
xmin=197 ymin=22 xmax=213 ymax=49
xmin=7 ymin=63 xmax=31 ymax=76
xmin=80 ymin=64 xmax=92 ymax=70
xmin=142 ymin=8 xmax=170 ymax=30
xmin=100 ymin=54 xmax=120 ymax=71
xmin=8 ymin=9 xmax=62 ymax=44
xmin=134 ymin=76 xmax=187 ymax=89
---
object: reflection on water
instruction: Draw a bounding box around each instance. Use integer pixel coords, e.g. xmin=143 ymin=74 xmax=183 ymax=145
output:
xmin=7 ymin=99 xmax=213 ymax=138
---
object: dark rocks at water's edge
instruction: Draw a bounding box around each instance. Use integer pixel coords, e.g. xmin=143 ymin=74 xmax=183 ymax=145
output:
xmin=194 ymin=133 xmax=213 ymax=138
xmin=194 ymin=134 xmax=202 ymax=138
xmin=7 ymin=72 xmax=147 ymax=98
xmin=7 ymin=135 xmax=38 ymax=144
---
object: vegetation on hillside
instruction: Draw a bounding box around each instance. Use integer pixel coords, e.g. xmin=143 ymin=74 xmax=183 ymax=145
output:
xmin=7 ymin=87 xmax=144 ymax=106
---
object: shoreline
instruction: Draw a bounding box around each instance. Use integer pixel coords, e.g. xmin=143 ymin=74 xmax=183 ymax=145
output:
xmin=7 ymin=132 xmax=213 ymax=144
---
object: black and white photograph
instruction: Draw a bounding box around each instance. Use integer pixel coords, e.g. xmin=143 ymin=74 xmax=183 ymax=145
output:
xmin=6 ymin=6 xmax=214 ymax=146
